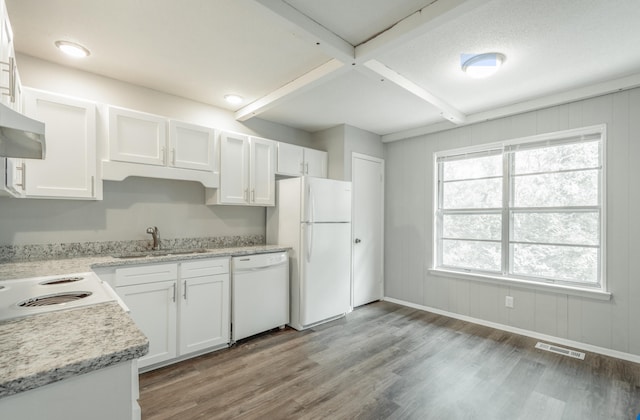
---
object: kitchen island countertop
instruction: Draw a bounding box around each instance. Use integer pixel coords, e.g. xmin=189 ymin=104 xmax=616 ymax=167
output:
xmin=0 ymin=301 xmax=148 ymax=398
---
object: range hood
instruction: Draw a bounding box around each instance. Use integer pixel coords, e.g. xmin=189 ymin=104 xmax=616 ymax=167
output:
xmin=0 ymin=102 xmax=46 ymax=159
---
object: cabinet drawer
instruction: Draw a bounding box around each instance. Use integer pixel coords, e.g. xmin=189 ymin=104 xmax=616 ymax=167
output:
xmin=115 ymin=263 xmax=178 ymax=287
xmin=180 ymin=258 xmax=229 ymax=278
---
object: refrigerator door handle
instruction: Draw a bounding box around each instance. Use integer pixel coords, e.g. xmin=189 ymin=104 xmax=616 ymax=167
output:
xmin=307 ymin=222 xmax=314 ymax=261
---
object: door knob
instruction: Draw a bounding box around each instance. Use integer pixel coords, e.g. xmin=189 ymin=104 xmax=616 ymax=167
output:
xmin=355 ymin=238 xmax=361 ymax=244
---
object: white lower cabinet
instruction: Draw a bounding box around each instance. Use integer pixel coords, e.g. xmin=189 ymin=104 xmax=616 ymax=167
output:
xmin=179 ymin=259 xmax=230 ymax=354
xmin=113 ymin=258 xmax=230 ymax=370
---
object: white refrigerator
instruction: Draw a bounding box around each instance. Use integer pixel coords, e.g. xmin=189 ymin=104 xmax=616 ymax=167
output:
xmin=267 ymin=177 xmax=352 ymax=330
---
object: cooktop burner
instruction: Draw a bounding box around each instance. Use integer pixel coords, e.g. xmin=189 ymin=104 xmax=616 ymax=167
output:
xmin=0 ymin=272 xmax=117 ymax=322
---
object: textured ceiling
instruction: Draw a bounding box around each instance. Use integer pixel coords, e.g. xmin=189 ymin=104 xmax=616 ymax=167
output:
xmin=6 ymin=0 xmax=640 ymax=139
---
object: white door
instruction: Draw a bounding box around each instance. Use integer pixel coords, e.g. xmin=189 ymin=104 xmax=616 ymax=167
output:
xmin=22 ymin=90 xmax=97 ymax=199
xmin=300 ymin=222 xmax=351 ymax=326
xmin=179 ymin=274 xmax=229 ymax=355
xmin=219 ymin=132 xmax=249 ymax=204
xmin=249 ymin=137 xmax=275 ymax=206
xmin=352 ymin=153 xmax=384 ymax=307
xmin=303 ymin=148 xmax=328 ymax=178
xmin=117 ymin=280 xmax=177 ymax=368
xmin=303 ymin=177 xmax=352 ymax=223
xmin=169 ymin=121 xmax=216 ymax=172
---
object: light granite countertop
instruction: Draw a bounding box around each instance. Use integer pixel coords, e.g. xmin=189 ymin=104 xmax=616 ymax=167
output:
xmin=0 ymin=244 xmax=289 ymax=399
xmin=0 ymin=302 xmax=148 ymax=398
xmin=0 ymin=245 xmax=289 ymax=281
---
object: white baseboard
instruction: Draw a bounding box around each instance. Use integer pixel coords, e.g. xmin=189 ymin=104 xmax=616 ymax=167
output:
xmin=383 ymin=296 xmax=640 ymax=364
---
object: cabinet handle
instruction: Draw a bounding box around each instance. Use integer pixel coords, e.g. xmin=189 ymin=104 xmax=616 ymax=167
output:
xmin=1 ymin=57 xmax=16 ymax=103
xmin=15 ymin=163 xmax=25 ymax=190
xmin=172 ymin=148 xmax=176 ymax=166
xmin=300 ymin=162 xmax=304 ymax=174
xmin=20 ymin=163 xmax=26 ymax=191
xmin=183 ymin=280 xmax=188 ymax=300
xmin=251 ymin=189 xmax=255 ymax=202
xmin=172 ymin=283 xmax=176 ymax=303
xmin=91 ymin=176 xmax=95 ymax=197
xmin=161 ymin=147 xmax=166 ymax=165
xmin=305 ymin=162 xmax=309 ymax=174
xmin=244 ymin=189 xmax=248 ymax=201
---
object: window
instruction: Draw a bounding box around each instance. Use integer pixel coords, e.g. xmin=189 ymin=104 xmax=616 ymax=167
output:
xmin=434 ymin=125 xmax=605 ymax=291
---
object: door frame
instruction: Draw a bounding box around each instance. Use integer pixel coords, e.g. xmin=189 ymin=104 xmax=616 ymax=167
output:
xmin=350 ymin=152 xmax=385 ymax=309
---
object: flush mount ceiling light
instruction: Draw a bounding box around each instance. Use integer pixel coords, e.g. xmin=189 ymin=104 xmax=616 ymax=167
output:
xmin=55 ymin=40 xmax=90 ymax=58
xmin=461 ymin=52 xmax=506 ymax=79
xmin=224 ymin=94 xmax=243 ymax=105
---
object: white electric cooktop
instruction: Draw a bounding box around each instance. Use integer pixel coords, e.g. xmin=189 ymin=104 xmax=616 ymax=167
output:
xmin=0 ymin=272 xmax=117 ymax=322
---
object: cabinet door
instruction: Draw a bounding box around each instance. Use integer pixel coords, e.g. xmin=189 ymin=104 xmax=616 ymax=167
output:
xmin=276 ymin=142 xmax=304 ymax=176
xmin=0 ymin=12 xmax=13 ymax=108
xmin=21 ymin=89 xmax=97 ymax=199
xmin=249 ymin=137 xmax=275 ymax=206
xmin=117 ymin=280 xmax=178 ymax=369
xmin=109 ymin=106 xmax=166 ymax=166
xmin=179 ymin=273 xmax=230 ymax=355
xmin=169 ymin=120 xmax=216 ymax=172
xmin=219 ymin=132 xmax=249 ymax=204
xmin=304 ymin=148 xmax=328 ymax=178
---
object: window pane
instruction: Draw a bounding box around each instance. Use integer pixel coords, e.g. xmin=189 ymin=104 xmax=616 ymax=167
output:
xmin=513 ymin=170 xmax=598 ymax=207
xmin=443 ymin=214 xmax=501 ymax=240
xmin=443 ymin=155 xmax=502 ymax=181
xmin=513 ymin=141 xmax=599 ymax=174
xmin=442 ymin=239 xmax=501 ymax=272
xmin=443 ymin=178 xmax=502 ymax=209
xmin=512 ymin=212 xmax=599 ymax=245
xmin=511 ymin=244 xmax=598 ymax=284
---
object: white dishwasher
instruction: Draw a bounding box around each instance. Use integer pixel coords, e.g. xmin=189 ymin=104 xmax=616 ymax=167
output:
xmin=231 ymin=251 xmax=289 ymax=342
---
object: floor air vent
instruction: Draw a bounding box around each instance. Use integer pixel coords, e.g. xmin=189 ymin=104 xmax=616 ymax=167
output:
xmin=535 ymin=342 xmax=585 ymax=360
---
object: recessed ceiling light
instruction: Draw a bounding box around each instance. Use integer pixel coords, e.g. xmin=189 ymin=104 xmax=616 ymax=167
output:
xmin=55 ymin=40 xmax=90 ymax=58
xmin=461 ymin=52 xmax=506 ymax=79
xmin=224 ymin=94 xmax=243 ymax=105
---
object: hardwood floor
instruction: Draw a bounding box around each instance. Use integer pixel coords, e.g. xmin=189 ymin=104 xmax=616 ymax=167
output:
xmin=139 ymin=301 xmax=640 ymax=419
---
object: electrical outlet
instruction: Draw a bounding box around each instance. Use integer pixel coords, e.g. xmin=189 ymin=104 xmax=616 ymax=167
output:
xmin=505 ymin=296 xmax=514 ymax=308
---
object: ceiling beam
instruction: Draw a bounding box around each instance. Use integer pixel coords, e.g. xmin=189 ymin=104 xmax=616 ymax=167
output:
xmin=253 ymin=0 xmax=355 ymax=63
xmin=363 ymin=59 xmax=466 ymax=124
xmin=235 ymin=59 xmax=347 ymax=121
xmin=382 ymin=73 xmax=640 ymax=142
xmin=355 ymin=0 xmax=490 ymax=62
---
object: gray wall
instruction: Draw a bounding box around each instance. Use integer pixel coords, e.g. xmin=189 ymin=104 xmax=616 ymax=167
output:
xmin=384 ymin=88 xmax=640 ymax=356
xmin=314 ymin=124 xmax=384 ymax=181
xmin=0 ymin=178 xmax=264 ymax=245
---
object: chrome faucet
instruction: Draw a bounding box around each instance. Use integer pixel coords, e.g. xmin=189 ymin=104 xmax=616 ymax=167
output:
xmin=146 ymin=226 xmax=161 ymax=250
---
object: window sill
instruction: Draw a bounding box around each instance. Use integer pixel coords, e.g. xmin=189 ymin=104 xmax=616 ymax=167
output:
xmin=428 ymin=268 xmax=611 ymax=301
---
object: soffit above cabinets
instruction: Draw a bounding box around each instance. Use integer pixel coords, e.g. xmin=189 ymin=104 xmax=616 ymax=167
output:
xmin=6 ymin=0 xmax=640 ymax=141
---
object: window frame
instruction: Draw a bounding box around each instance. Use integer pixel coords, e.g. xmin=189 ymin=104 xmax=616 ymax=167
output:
xmin=432 ymin=124 xmax=608 ymax=298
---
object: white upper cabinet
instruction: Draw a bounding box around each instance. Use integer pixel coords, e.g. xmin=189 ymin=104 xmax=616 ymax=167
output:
xmin=13 ymin=89 xmax=98 ymax=200
xmin=206 ymin=131 xmax=275 ymax=206
xmin=0 ymin=5 xmax=18 ymax=110
xmin=250 ymin=137 xmax=276 ymax=205
xmin=276 ymin=142 xmax=327 ymax=178
xmin=303 ymin=147 xmax=328 ymax=178
xmin=108 ymin=106 xmax=166 ymax=166
xmin=103 ymin=106 xmax=219 ymax=188
xmin=276 ymin=142 xmax=304 ymax=176
xmin=169 ymin=120 xmax=216 ymax=172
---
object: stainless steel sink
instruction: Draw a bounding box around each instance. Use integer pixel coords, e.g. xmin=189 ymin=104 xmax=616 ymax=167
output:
xmin=112 ymin=248 xmax=209 ymax=259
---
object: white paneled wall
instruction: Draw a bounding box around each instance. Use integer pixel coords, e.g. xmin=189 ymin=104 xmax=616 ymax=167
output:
xmin=384 ymin=88 xmax=640 ymax=357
